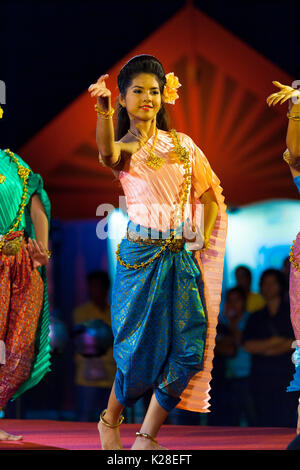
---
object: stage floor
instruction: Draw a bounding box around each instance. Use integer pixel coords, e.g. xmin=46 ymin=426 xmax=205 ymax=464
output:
xmin=0 ymin=420 xmax=296 ymax=450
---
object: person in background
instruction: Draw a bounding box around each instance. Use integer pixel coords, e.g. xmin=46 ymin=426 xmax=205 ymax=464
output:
xmin=281 ymin=256 xmax=291 ymax=303
xmin=73 ymin=271 xmax=116 ymax=422
xmin=235 ymin=266 xmax=265 ymax=313
xmin=211 ymin=287 xmax=255 ymax=426
xmin=242 ymin=269 xmax=298 ymax=427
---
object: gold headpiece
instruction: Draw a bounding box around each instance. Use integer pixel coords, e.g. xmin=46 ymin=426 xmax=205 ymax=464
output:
xmin=162 ymin=72 xmax=181 ymax=104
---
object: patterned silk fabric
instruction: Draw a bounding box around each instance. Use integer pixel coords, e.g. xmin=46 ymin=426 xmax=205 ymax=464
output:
xmin=0 ymin=231 xmax=43 ymax=408
xmin=112 ymin=222 xmax=207 ymax=412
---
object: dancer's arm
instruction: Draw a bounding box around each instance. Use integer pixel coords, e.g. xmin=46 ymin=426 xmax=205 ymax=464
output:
xmin=266 ymin=81 xmax=300 ymax=177
xmin=200 ymin=188 xmax=218 ymax=249
xmin=88 ymin=74 xmax=121 ymax=167
xmin=286 ymin=99 xmax=300 ymax=178
xmin=89 ymin=74 xmax=140 ymax=169
xmin=28 ymin=194 xmax=49 ymax=267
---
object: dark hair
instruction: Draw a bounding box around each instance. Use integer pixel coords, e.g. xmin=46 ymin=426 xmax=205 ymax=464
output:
xmin=116 ymin=55 xmax=169 ymax=140
xmin=235 ymin=265 xmax=252 ymax=281
xmin=87 ymin=270 xmax=110 ymax=290
xmin=226 ymin=286 xmax=247 ymax=303
xmin=259 ymin=268 xmax=287 ymax=298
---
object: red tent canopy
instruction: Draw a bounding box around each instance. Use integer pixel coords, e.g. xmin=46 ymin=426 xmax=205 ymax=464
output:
xmin=19 ymin=4 xmax=297 ymax=219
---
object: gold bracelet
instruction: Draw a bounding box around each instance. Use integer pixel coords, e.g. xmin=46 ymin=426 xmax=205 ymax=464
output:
xmin=98 ymin=153 xmax=121 ymax=168
xmin=283 ymin=149 xmax=293 ymax=165
xmin=287 ymin=112 xmax=300 ymax=121
xmin=94 ymin=104 xmax=115 ymax=119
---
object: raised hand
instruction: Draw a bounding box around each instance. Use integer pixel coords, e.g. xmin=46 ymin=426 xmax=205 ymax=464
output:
xmin=88 ymin=74 xmax=111 ymax=111
xmin=27 ymin=237 xmax=49 ymax=268
xmin=266 ymin=81 xmax=300 ymax=107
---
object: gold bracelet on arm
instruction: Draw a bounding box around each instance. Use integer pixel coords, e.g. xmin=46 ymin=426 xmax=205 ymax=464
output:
xmin=287 ymin=112 xmax=300 ymax=121
xmin=283 ymin=149 xmax=293 ymax=165
xmin=94 ymin=104 xmax=115 ymax=119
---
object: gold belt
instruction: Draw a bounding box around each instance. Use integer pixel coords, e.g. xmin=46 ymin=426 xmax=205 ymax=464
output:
xmin=126 ymin=227 xmax=185 ymax=253
xmin=0 ymin=234 xmax=24 ymax=256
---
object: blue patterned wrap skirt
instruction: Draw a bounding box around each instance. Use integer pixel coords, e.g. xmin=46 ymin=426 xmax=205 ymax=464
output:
xmin=111 ymin=221 xmax=207 ymax=412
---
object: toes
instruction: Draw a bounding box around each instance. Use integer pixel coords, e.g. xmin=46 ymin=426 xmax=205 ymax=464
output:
xmin=0 ymin=432 xmax=23 ymax=441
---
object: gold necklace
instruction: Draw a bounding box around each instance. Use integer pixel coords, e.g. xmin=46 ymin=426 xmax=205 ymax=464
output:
xmin=0 ymin=149 xmax=31 ymax=252
xmin=128 ymin=128 xmax=164 ymax=170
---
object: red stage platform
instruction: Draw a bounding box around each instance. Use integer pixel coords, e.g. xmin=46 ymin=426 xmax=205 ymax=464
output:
xmin=0 ymin=420 xmax=296 ymax=450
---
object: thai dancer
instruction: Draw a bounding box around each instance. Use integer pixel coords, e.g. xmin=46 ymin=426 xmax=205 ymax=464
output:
xmin=89 ymin=55 xmax=227 ymax=449
xmin=0 ymin=108 xmax=51 ymax=440
xmin=267 ymin=81 xmax=300 ymax=433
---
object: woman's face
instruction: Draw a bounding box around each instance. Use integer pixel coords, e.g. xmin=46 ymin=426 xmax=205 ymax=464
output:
xmin=261 ymin=274 xmax=281 ymax=301
xmin=120 ymin=73 xmax=162 ymax=122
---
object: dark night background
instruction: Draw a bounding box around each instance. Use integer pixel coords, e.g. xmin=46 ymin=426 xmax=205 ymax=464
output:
xmin=0 ymin=0 xmax=300 ymax=151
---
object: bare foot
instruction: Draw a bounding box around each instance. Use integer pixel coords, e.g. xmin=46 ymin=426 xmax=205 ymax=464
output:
xmin=97 ymin=421 xmax=123 ymax=450
xmin=131 ymin=436 xmax=168 ymax=450
xmin=0 ymin=430 xmax=23 ymax=441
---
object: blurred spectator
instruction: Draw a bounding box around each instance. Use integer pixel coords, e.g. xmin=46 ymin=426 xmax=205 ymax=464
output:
xmin=235 ymin=265 xmax=266 ymax=313
xmin=73 ymin=271 xmax=116 ymax=422
xmin=208 ymin=287 xmax=255 ymax=426
xmin=242 ymin=269 xmax=298 ymax=427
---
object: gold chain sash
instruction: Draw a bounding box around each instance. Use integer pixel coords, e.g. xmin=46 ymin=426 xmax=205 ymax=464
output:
xmin=0 ymin=149 xmax=31 ymax=253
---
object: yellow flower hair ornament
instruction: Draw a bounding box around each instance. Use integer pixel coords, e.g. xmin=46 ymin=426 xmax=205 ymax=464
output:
xmin=266 ymin=81 xmax=300 ymax=107
xmin=0 ymin=106 xmax=3 ymax=119
xmin=162 ymin=72 xmax=181 ymax=104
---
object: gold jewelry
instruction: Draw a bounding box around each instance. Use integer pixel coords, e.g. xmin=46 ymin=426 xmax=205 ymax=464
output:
xmin=135 ymin=431 xmax=158 ymax=444
xmin=290 ymin=240 xmax=300 ymax=273
xmin=0 ymin=150 xmax=31 ymax=254
xmin=45 ymin=249 xmax=52 ymax=260
xmin=283 ymin=149 xmax=293 ymax=164
xmin=99 ymin=409 xmax=124 ymax=428
xmin=287 ymin=112 xmax=300 ymax=121
xmin=128 ymin=128 xmax=164 ymax=170
xmin=0 ymin=174 xmax=6 ymax=184
xmin=115 ymin=129 xmax=193 ymax=270
xmin=98 ymin=153 xmax=121 ymax=168
xmin=2 ymin=235 xmax=23 ymax=256
xmin=144 ymin=128 xmax=163 ymax=170
xmin=94 ymin=104 xmax=115 ymax=119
